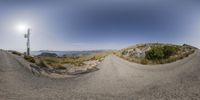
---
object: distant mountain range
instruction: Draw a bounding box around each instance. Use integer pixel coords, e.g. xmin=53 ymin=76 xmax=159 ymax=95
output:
xmin=31 ymin=50 xmax=107 ymax=56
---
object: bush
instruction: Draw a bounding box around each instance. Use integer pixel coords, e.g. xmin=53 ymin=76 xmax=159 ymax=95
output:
xmin=122 ymin=50 xmax=128 ymax=55
xmin=146 ymin=45 xmax=179 ymax=60
xmin=146 ymin=46 xmax=164 ymax=60
xmin=24 ymin=56 xmax=35 ymax=63
xmin=12 ymin=51 xmax=22 ymax=56
xmin=163 ymin=46 xmax=178 ymax=58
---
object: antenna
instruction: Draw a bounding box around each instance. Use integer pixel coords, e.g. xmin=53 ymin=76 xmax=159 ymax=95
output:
xmin=24 ymin=28 xmax=31 ymax=56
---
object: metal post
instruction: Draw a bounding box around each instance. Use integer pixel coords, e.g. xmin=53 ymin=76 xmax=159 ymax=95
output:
xmin=27 ymin=28 xmax=30 ymax=56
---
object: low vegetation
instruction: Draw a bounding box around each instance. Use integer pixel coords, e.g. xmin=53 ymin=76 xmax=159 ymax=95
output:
xmin=35 ymin=51 xmax=111 ymax=69
xmin=116 ymin=43 xmax=197 ymax=65
xmin=24 ymin=55 xmax=36 ymax=63
xmin=11 ymin=51 xmax=22 ymax=56
xmin=37 ymin=59 xmax=66 ymax=70
xmin=146 ymin=45 xmax=179 ymax=60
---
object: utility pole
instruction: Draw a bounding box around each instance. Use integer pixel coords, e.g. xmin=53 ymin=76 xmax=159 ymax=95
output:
xmin=24 ymin=28 xmax=30 ymax=56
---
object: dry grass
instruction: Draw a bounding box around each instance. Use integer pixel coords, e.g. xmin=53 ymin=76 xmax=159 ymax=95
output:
xmin=35 ymin=51 xmax=111 ymax=69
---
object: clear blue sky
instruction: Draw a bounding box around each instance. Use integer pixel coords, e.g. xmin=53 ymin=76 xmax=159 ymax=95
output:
xmin=0 ymin=0 xmax=199 ymax=51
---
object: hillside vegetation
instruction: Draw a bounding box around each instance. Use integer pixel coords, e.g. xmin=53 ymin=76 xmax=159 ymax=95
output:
xmin=34 ymin=51 xmax=112 ymax=69
xmin=9 ymin=50 xmax=22 ymax=56
xmin=116 ymin=43 xmax=197 ymax=65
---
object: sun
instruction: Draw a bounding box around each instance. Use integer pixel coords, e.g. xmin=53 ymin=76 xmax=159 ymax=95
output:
xmin=16 ymin=23 xmax=29 ymax=33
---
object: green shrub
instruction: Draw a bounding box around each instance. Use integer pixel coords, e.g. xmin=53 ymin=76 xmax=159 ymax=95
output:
xmin=146 ymin=45 xmax=179 ymax=60
xmin=146 ymin=46 xmax=164 ymax=60
xmin=163 ymin=46 xmax=178 ymax=58
xmin=122 ymin=50 xmax=128 ymax=55
xmin=24 ymin=56 xmax=35 ymax=63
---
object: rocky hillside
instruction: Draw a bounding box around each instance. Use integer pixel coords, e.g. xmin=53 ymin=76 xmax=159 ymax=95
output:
xmin=116 ymin=43 xmax=197 ymax=65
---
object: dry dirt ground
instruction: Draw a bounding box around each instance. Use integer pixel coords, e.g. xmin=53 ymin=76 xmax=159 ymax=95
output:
xmin=0 ymin=50 xmax=200 ymax=100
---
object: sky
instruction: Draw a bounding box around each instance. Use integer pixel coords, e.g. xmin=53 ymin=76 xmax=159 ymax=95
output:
xmin=0 ymin=0 xmax=200 ymax=51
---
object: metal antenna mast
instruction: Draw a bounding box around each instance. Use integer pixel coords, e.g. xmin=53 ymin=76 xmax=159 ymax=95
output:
xmin=25 ymin=28 xmax=30 ymax=55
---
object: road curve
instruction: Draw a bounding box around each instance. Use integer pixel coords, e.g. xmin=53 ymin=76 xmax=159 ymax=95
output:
xmin=0 ymin=50 xmax=200 ymax=100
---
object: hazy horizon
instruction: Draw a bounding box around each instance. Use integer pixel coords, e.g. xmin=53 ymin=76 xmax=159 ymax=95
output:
xmin=0 ymin=1 xmax=200 ymax=52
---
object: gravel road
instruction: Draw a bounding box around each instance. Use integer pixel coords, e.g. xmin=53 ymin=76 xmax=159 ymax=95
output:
xmin=0 ymin=50 xmax=200 ymax=100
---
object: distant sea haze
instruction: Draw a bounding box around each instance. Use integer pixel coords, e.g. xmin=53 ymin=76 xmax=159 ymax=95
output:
xmin=31 ymin=50 xmax=106 ymax=56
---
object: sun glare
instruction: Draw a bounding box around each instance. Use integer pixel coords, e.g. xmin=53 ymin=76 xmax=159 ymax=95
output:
xmin=16 ymin=24 xmax=28 ymax=33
